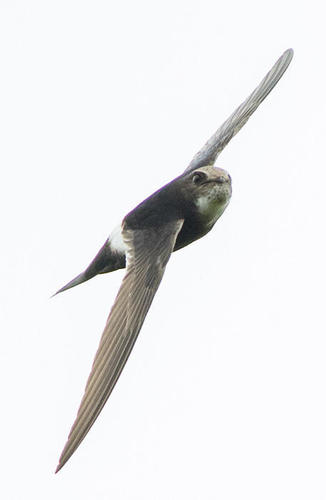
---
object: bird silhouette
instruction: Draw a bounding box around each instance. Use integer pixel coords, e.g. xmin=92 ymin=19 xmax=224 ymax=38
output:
xmin=55 ymin=49 xmax=293 ymax=472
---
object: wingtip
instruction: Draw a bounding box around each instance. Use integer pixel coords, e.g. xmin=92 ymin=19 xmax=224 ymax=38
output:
xmin=280 ymin=48 xmax=294 ymax=66
xmin=284 ymin=47 xmax=294 ymax=59
xmin=277 ymin=48 xmax=294 ymax=77
xmin=55 ymin=455 xmax=68 ymax=474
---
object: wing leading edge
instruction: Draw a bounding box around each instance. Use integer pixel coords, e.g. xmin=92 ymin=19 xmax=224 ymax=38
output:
xmin=184 ymin=48 xmax=293 ymax=173
xmin=56 ymin=219 xmax=184 ymax=472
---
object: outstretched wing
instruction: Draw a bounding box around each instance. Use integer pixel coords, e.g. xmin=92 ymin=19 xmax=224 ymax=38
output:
xmin=56 ymin=219 xmax=184 ymax=472
xmin=184 ymin=48 xmax=293 ymax=173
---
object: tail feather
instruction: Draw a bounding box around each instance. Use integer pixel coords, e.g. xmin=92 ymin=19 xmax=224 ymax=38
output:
xmin=52 ymin=271 xmax=92 ymax=296
xmin=52 ymin=237 xmax=126 ymax=297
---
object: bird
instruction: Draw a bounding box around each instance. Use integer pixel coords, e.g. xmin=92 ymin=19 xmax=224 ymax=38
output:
xmin=55 ymin=48 xmax=293 ymax=472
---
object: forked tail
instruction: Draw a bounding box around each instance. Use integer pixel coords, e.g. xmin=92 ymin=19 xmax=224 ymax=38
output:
xmin=52 ymin=271 xmax=93 ymax=296
xmin=52 ymin=237 xmax=126 ymax=296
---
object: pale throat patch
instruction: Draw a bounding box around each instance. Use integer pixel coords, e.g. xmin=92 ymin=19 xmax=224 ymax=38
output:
xmin=195 ymin=192 xmax=230 ymax=228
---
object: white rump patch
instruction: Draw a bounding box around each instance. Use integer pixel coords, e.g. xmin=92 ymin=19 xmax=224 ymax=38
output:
xmin=109 ymin=224 xmax=126 ymax=254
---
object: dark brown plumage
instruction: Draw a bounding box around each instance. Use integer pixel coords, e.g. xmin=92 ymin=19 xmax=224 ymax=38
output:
xmin=55 ymin=49 xmax=293 ymax=472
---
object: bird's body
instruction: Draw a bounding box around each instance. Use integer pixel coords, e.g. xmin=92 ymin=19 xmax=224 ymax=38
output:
xmin=55 ymin=167 xmax=231 ymax=294
xmin=55 ymin=49 xmax=293 ymax=472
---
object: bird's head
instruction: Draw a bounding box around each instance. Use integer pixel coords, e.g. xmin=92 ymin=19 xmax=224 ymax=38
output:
xmin=189 ymin=165 xmax=231 ymax=200
xmin=181 ymin=165 xmax=232 ymax=227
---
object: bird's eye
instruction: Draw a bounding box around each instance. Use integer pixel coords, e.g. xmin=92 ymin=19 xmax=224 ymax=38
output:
xmin=192 ymin=172 xmax=206 ymax=184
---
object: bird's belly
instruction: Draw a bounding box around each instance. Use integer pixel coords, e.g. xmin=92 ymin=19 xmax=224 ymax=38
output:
xmin=173 ymin=217 xmax=214 ymax=251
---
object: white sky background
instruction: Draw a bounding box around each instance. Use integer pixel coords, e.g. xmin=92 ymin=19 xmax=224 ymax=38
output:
xmin=0 ymin=1 xmax=325 ymax=499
